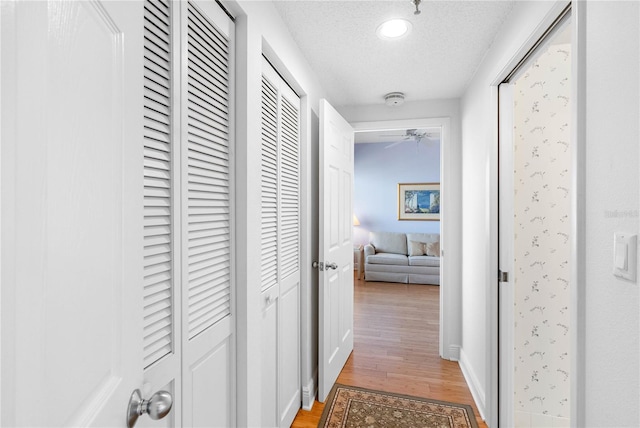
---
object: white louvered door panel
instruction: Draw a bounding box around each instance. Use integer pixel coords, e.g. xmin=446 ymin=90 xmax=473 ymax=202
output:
xmin=277 ymin=85 xmax=301 ymax=428
xmin=182 ymin=1 xmax=235 ymax=426
xmin=261 ymin=76 xmax=279 ymax=293
xmin=142 ymin=1 xmax=182 ymax=426
xmin=260 ymin=58 xmax=301 ymax=428
xmin=185 ymin=0 xmax=230 ymax=340
xmin=143 ymin=0 xmax=173 ymax=371
xmin=279 ymin=95 xmax=300 ymax=281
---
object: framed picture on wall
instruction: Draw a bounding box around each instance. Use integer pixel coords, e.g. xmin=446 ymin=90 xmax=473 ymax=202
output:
xmin=398 ymin=183 xmax=440 ymax=221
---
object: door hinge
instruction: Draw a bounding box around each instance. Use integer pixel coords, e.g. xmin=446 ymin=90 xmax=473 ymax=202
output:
xmin=498 ymin=270 xmax=509 ymax=283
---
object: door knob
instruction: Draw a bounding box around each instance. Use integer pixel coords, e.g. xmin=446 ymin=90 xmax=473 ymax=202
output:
xmin=313 ymin=261 xmax=338 ymax=271
xmin=127 ymin=389 xmax=173 ymax=428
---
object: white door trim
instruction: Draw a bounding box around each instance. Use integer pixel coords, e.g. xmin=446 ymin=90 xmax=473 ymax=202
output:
xmin=497 ymin=82 xmax=515 ymax=428
xmin=569 ymin=2 xmax=587 ymax=426
xmin=351 ymin=117 xmax=454 ymax=361
xmin=489 ymin=1 xmax=586 ymax=426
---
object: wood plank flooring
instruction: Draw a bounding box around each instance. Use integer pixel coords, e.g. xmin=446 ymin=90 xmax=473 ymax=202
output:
xmin=291 ymin=276 xmax=487 ymax=428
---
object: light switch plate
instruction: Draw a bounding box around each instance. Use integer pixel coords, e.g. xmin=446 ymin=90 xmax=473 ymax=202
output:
xmin=613 ymin=233 xmax=637 ymax=282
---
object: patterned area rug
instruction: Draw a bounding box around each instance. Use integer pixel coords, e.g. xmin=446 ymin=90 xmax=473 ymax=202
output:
xmin=318 ymin=384 xmax=479 ymax=428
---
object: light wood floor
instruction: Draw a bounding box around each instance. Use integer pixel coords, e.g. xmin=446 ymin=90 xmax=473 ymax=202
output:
xmin=291 ymin=276 xmax=486 ymax=428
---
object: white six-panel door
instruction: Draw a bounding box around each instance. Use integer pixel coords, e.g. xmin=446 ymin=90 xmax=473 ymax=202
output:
xmin=1 ymin=1 xmax=144 ymax=425
xmin=318 ymin=99 xmax=354 ymax=402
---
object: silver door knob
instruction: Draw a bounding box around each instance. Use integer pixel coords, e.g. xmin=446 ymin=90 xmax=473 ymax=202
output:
xmin=127 ymin=389 xmax=173 ymax=428
xmin=326 ymin=262 xmax=338 ymax=270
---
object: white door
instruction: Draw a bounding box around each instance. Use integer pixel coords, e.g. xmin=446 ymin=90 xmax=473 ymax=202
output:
xmin=497 ymin=15 xmax=573 ymax=426
xmin=140 ymin=0 xmax=181 ymax=425
xmin=179 ymin=1 xmax=236 ymax=426
xmin=318 ymin=99 xmax=354 ymax=402
xmin=1 ymin=1 xmax=144 ymax=426
xmin=260 ymin=58 xmax=302 ymax=428
xmin=133 ymin=0 xmax=237 ymax=425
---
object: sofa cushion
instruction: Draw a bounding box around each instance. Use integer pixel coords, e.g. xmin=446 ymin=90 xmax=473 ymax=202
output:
xmin=367 ymin=252 xmax=409 ymax=266
xmin=426 ymin=241 xmax=440 ymax=257
xmin=408 ymin=256 xmax=440 ymax=267
xmin=408 ymin=240 xmax=426 ymax=256
xmin=406 ymin=233 xmax=439 ymax=246
xmin=369 ymin=231 xmax=407 ymax=255
xmin=367 ymin=263 xmax=438 ymax=274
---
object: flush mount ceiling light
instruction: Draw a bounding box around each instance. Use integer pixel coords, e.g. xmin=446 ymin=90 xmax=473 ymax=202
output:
xmin=384 ymin=92 xmax=405 ymax=107
xmin=376 ymin=19 xmax=412 ymax=40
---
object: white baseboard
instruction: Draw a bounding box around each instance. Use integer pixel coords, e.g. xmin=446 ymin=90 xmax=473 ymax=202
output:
xmin=459 ymin=349 xmax=487 ymax=421
xmin=301 ymin=370 xmax=317 ymax=411
xmin=448 ymin=345 xmax=461 ymax=361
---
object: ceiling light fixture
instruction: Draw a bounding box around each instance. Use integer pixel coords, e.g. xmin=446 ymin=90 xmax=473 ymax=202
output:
xmin=384 ymin=92 xmax=405 ymax=107
xmin=376 ymin=19 xmax=412 ymax=40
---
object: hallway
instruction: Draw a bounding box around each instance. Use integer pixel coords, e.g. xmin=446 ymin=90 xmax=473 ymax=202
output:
xmin=292 ymin=277 xmax=486 ymax=427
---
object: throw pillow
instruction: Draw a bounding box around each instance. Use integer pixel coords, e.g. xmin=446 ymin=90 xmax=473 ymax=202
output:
xmin=408 ymin=240 xmax=426 ymax=256
xmin=426 ymin=241 xmax=440 ymax=257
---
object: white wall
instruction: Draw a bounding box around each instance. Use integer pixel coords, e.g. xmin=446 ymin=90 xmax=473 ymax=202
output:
xmin=354 ymin=141 xmax=441 ymax=245
xmin=461 ymin=1 xmax=640 ymax=426
xmin=227 ymin=0 xmax=330 ymax=423
xmin=584 ymin=2 xmax=639 ymax=425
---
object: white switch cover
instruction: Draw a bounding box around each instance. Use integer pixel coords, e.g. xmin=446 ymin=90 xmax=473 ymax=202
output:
xmin=613 ymin=233 xmax=637 ymax=281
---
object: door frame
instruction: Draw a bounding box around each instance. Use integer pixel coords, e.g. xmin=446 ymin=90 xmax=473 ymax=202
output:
xmin=489 ymin=1 xmax=586 ymax=426
xmin=351 ymin=117 xmax=454 ymax=360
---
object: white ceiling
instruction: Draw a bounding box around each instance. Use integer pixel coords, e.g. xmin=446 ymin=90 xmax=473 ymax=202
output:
xmin=272 ymin=0 xmax=516 ymax=108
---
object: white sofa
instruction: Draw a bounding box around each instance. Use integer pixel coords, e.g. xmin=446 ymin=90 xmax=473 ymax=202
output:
xmin=364 ymin=231 xmax=440 ymax=285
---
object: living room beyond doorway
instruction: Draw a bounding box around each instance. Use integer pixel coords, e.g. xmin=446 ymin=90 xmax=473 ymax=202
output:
xmin=351 ymin=117 xmax=455 ymax=361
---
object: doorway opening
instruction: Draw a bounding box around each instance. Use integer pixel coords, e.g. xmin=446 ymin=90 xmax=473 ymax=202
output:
xmin=351 ymin=117 xmax=454 ymax=360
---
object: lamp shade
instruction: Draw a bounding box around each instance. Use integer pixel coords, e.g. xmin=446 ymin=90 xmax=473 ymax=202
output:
xmin=353 ymin=215 xmax=360 ymax=226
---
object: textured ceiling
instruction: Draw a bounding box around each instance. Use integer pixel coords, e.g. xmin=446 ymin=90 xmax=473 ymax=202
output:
xmin=272 ymin=0 xmax=516 ymax=107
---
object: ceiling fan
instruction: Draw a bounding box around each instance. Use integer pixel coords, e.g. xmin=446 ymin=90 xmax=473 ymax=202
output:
xmin=384 ymin=129 xmax=437 ymax=149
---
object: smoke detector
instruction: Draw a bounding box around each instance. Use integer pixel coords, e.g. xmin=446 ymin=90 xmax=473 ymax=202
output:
xmin=384 ymin=92 xmax=405 ymax=107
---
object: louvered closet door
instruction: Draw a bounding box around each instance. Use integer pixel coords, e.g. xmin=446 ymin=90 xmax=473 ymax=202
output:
xmin=260 ymin=58 xmax=302 ymax=428
xmin=142 ymin=0 xmax=234 ymax=426
xmin=142 ymin=2 xmax=183 ymax=425
xmin=181 ymin=1 xmax=236 ymax=427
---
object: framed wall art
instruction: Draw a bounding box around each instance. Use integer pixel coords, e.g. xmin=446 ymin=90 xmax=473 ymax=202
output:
xmin=398 ymin=182 xmax=440 ymax=221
